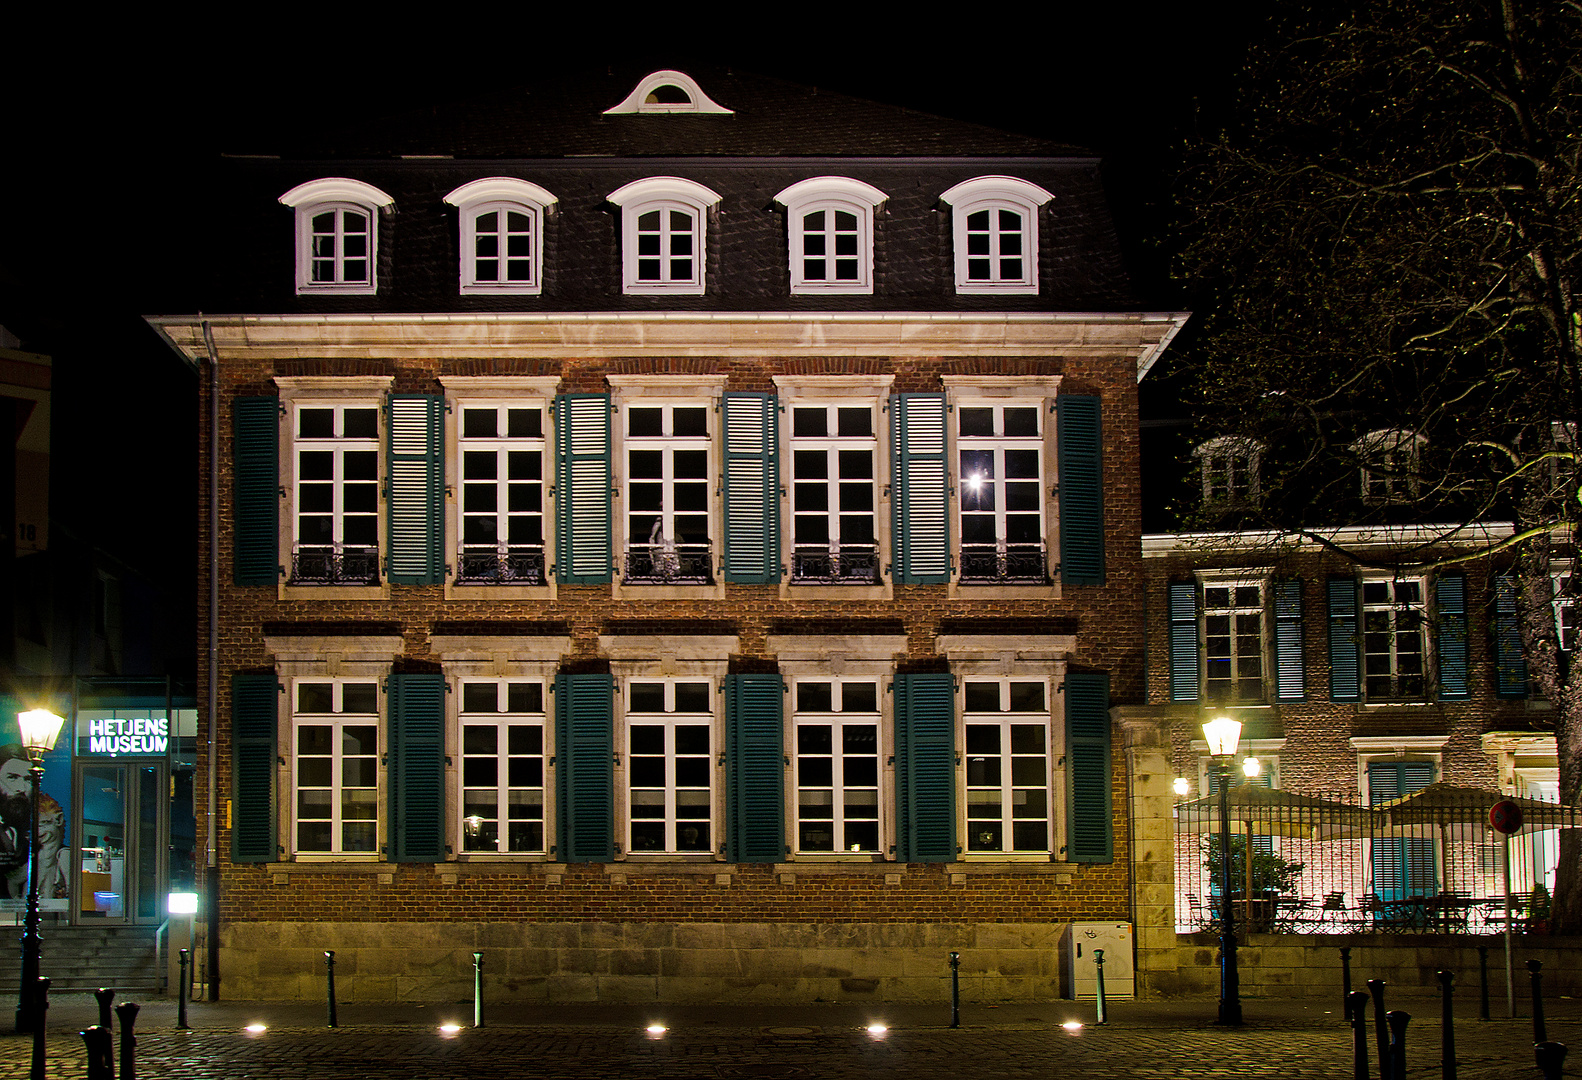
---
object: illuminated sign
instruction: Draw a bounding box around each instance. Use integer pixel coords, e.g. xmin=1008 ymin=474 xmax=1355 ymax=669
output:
xmin=87 ymin=716 xmax=169 ymax=755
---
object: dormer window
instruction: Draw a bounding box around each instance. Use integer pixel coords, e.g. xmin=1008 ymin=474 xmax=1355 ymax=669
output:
xmin=774 ymin=178 xmax=887 ymax=295
xmin=604 ymin=70 xmax=734 ymax=115
xmin=607 ymin=177 xmax=722 ymax=295
xmin=444 ymin=178 xmax=558 ymax=295
xmin=939 ymin=176 xmax=1054 ymax=295
xmin=1192 ymin=436 xmax=1262 ymax=509
xmin=279 ymin=178 xmax=395 ymax=296
xmin=1353 ymin=429 xmax=1425 ymax=503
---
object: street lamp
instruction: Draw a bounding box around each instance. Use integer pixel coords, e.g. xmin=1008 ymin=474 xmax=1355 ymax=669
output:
xmin=14 ymin=709 xmax=64 ymax=1034
xmin=1202 ymin=715 xmax=1243 ymax=1026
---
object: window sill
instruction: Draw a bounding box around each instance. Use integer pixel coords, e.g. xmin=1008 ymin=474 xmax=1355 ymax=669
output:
xmin=780 ymin=582 xmax=892 ymax=602
xmin=613 ymin=581 xmax=725 ymax=601
xmin=947 ymin=582 xmax=1059 ymax=601
xmin=444 ymin=582 xmax=555 ymax=602
xmin=280 ymin=583 xmax=390 ymax=602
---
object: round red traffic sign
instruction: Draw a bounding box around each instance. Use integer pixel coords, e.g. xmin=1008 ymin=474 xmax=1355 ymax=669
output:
xmin=1490 ymin=800 xmax=1524 ymax=834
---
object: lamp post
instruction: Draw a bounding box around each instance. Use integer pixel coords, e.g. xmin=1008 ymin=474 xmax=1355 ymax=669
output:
xmin=14 ymin=709 xmax=65 ymax=1034
xmin=1203 ymin=715 xmax=1243 ymax=1026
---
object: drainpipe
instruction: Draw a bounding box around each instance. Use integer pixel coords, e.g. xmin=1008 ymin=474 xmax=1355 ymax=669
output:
xmin=201 ymin=321 xmax=220 ymax=1000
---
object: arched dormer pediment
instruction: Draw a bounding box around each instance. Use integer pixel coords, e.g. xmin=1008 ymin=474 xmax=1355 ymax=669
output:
xmin=607 ymin=177 xmax=723 ymax=210
xmin=443 ymin=178 xmax=559 ymax=211
xmin=604 ymin=70 xmax=733 ymax=115
xmin=279 ymin=178 xmax=395 ymax=210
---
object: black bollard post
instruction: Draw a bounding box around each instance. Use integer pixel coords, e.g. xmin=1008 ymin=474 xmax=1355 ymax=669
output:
xmin=1348 ymin=991 xmax=1373 ymax=1080
xmin=1526 ymin=959 xmax=1547 ymax=1044
xmin=324 ymin=950 xmax=338 ymax=1028
xmin=116 ymin=1001 xmax=139 ymax=1080
xmin=1385 ymin=1010 xmax=1409 ymax=1080
xmin=1368 ymin=979 xmax=1389 ymax=1080
xmin=949 ymin=951 xmax=961 ymax=1029
xmin=95 ymin=987 xmax=115 ymax=1030
xmin=1094 ymin=948 xmax=1108 ymax=1026
xmin=29 ymin=977 xmax=49 ymax=1080
xmin=1476 ymin=946 xmax=1490 ymax=1022
xmin=1341 ymin=946 xmax=1354 ymax=1020
xmin=473 ymin=951 xmax=484 ymax=1028
xmin=1535 ymin=1041 xmax=1567 ymax=1080
xmin=1436 ymin=969 xmax=1456 ymax=1080
xmin=81 ymin=1024 xmax=114 ymax=1080
xmin=177 ymin=950 xmax=190 ymax=1030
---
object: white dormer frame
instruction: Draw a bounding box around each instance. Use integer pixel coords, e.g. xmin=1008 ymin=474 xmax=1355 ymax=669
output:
xmin=774 ymin=177 xmax=887 ymax=295
xmin=604 ymin=70 xmax=734 ymax=114
xmin=279 ymin=179 xmax=396 ymax=296
xmin=607 ymin=177 xmax=723 ymax=296
xmin=1192 ymin=435 xmax=1263 ymax=508
xmin=444 ymin=178 xmax=559 ymax=296
xmin=939 ymin=176 xmax=1054 ymax=296
xmin=1353 ymin=428 xmax=1427 ymax=503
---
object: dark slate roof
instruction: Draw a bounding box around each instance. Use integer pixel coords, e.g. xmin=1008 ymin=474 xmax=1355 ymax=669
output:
xmin=270 ymin=67 xmax=1092 ymax=160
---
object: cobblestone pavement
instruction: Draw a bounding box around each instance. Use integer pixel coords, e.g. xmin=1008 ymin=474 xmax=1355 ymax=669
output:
xmin=0 ymin=995 xmax=1575 ymax=1078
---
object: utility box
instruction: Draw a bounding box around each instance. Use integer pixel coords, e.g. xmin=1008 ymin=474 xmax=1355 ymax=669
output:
xmin=1061 ymin=922 xmax=1134 ymax=999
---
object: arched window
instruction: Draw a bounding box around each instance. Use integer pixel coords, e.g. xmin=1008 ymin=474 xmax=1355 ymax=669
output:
xmin=444 ymin=178 xmax=558 ymax=295
xmin=1192 ymin=436 xmax=1262 ymax=509
xmin=939 ymin=176 xmax=1054 ymax=295
xmin=1352 ymin=429 xmax=1426 ymax=503
xmin=603 ymin=70 xmax=733 ymax=115
xmin=774 ymin=177 xmax=887 ymax=295
xmin=607 ymin=177 xmax=722 ymax=295
xmin=279 ymin=178 xmax=395 ymax=295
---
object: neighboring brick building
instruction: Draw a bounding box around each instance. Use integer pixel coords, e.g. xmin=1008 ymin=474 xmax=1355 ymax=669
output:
xmin=148 ymin=68 xmax=1185 ymax=1002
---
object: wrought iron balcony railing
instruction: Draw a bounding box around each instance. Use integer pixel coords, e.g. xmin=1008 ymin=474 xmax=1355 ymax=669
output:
xmin=290 ymin=545 xmax=380 ymax=586
xmin=791 ymin=544 xmax=880 ymax=585
xmin=622 ymin=543 xmax=713 ymax=585
xmin=958 ymin=543 xmax=1049 ymax=585
xmin=456 ymin=546 xmax=546 ymax=585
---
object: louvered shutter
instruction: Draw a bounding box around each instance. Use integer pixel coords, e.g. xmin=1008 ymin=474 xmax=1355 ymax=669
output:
xmin=894 ymin=672 xmax=956 ymax=862
xmin=1494 ymin=574 xmax=1528 ymax=698
xmin=234 ymin=397 xmax=280 ymax=586
xmin=1327 ymin=577 xmax=1361 ymax=702
xmin=1274 ymin=579 xmax=1306 ymax=702
xmin=388 ymin=673 xmax=445 ymax=862
xmin=1435 ymin=574 xmax=1469 ymax=700
xmin=890 ymin=394 xmax=949 ymax=583
xmin=725 ymin=674 xmax=784 ymax=862
xmin=386 ymin=395 xmax=446 ymax=584
xmin=555 ymin=673 xmax=614 ymax=862
xmin=722 ymin=393 xmax=780 ymax=583
xmin=1168 ymin=581 xmax=1200 ymax=701
xmin=231 ymin=673 xmax=278 ymax=863
xmin=1065 ymin=671 xmax=1113 ymax=863
xmin=555 ymin=395 xmax=613 ymax=584
xmin=1369 ymin=761 xmax=1437 ymax=901
xmin=1057 ymin=395 xmax=1104 ymax=586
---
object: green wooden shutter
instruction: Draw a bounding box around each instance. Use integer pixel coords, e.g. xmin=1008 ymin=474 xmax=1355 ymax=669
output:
xmin=1369 ymin=761 xmax=1437 ymax=901
xmin=1327 ymin=577 xmax=1361 ymax=702
xmin=1436 ymin=574 xmax=1469 ymax=700
xmin=233 ymin=397 xmax=280 ymax=586
xmin=1057 ymin=395 xmax=1104 ymax=586
xmin=1168 ymin=581 xmax=1199 ymax=702
xmin=388 ymin=672 xmax=446 ymax=862
xmin=722 ymin=393 xmax=781 ymax=583
xmin=231 ymin=673 xmax=278 ymax=863
xmin=1494 ymin=574 xmax=1528 ymax=698
xmin=555 ymin=395 xmax=613 ymax=584
xmin=1065 ymin=671 xmax=1113 ymax=863
xmin=386 ymin=395 xmax=446 ymax=585
xmin=555 ymin=673 xmax=614 ymax=862
xmin=1274 ymin=579 xmax=1306 ymax=702
xmin=725 ymin=674 xmax=784 ymax=862
xmin=890 ymin=394 xmax=949 ymax=584
xmin=894 ymin=672 xmax=956 ymax=862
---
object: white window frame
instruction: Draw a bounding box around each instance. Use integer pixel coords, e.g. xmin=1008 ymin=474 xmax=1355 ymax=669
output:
xmin=1354 ymin=429 xmax=1426 ymax=504
xmin=1193 ymin=436 xmax=1262 ymax=509
xmin=1199 ymin=575 xmax=1267 ymax=705
xmin=279 ymin=178 xmax=394 ymax=296
xmin=604 ymin=70 xmax=734 ymax=114
xmin=788 ymin=400 xmax=880 ymax=585
xmin=443 ymin=178 xmax=558 ymax=295
xmin=791 ymin=677 xmax=883 ymax=855
xmin=939 ymin=176 xmax=1053 ymax=295
xmin=774 ymin=177 xmax=886 ymax=295
xmin=622 ymin=677 xmax=717 ymax=855
xmin=620 ymin=399 xmax=714 ymax=586
xmin=291 ymin=678 xmax=381 ymax=857
xmin=455 ymin=398 xmax=548 ymax=586
xmin=1361 ymin=575 xmax=1428 ymax=701
xmin=956 ymin=400 xmax=1047 ymax=585
xmin=457 ymin=677 xmax=548 ymax=856
xmin=607 ymin=177 xmax=721 ymax=295
xmin=962 ymin=677 xmax=1054 ymax=856
xmin=1552 ymin=568 xmax=1578 ymax=653
xmin=290 ymin=400 xmax=381 ymax=586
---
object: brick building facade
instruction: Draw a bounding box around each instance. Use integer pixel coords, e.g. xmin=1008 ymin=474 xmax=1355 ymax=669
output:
xmin=148 ymin=69 xmax=1185 ymax=1001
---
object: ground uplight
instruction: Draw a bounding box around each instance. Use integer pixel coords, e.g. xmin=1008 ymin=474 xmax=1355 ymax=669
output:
xmin=245 ymin=1023 xmax=267 ymax=1034
xmin=646 ymin=1023 xmax=667 ymax=1038
xmin=1062 ymin=1021 xmax=1083 ymax=1032
xmin=439 ymin=1023 xmax=462 ymax=1035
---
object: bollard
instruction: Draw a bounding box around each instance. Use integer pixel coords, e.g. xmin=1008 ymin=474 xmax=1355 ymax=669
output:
xmin=1348 ymin=991 xmax=1373 ymax=1080
xmin=1535 ymin=1041 xmax=1567 ymax=1080
xmin=1476 ymin=946 xmax=1490 ymax=1022
xmin=116 ymin=1001 xmax=139 ymax=1080
xmin=177 ymin=950 xmax=190 ymax=1030
xmin=473 ymin=951 xmax=485 ymax=1028
xmin=1385 ymin=1010 xmax=1409 ymax=1080
xmin=95 ymin=987 xmax=116 ymax=1030
xmin=1368 ymin=979 xmax=1389 ymax=1080
xmin=81 ymin=1024 xmax=115 ymax=1080
xmin=1094 ymin=948 xmax=1108 ymax=1026
xmin=949 ymin=951 xmax=961 ymax=1029
xmin=324 ymin=950 xmax=338 ymax=1028
xmin=1436 ymin=969 xmax=1456 ymax=1080
xmin=1527 ymin=959 xmax=1547 ymax=1044
xmin=1341 ymin=946 xmax=1353 ymax=1020
xmin=30 ymin=977 xmax=49 ymax=1080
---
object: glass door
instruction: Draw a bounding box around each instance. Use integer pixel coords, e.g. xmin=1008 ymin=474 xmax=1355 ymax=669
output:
xmin=75 ymin=761 xmax=166 ymax=924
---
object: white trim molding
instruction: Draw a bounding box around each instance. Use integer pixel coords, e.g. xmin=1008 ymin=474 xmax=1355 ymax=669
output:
xmin=279 ymin=178 xmax=396 ymax=209
xmin=604 ymin=70 xmax=734 ymax=115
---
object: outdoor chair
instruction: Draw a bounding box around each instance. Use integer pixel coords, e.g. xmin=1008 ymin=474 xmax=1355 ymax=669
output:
xmin=1187 ymin=893 xmax=1213 ymax=931
xmin=1320 ymin=890 xmax=1355 ymax=930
